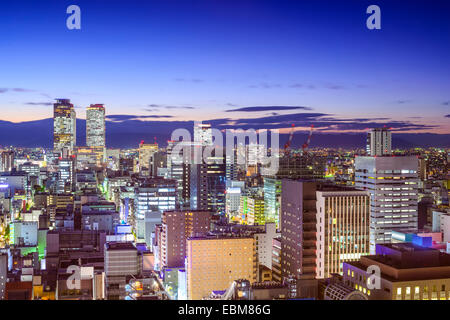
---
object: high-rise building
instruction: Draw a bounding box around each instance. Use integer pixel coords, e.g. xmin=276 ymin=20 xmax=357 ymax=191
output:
xmin=1 ymin=150 xmax=14 ymax=172
xmin=280 ymin=180 xmax=317 ymax=280
xmin=225 ymin=181 xmax=244 ymax=217
xmin=138 ymin=141 xmax=158 ymax=176
xmin=189 ymin=150 xmax=226 ymax=214
xmin=193 ymin=122 xmax=212 ymax=146
xmin=264 ymin=177 xmax=282 ymax=227
xmin=160 ymin=210 xmax=211 ymax=269
xmin=56 ymin=156 xmax=75 ymax=194
xmin=0 ymin=253 xmax=7 ymax=300
xmin=240 ymin=195 xmax=265 ymax=225
xmin=53 ymin=99 xmax=76 ymax=151
xmin=316 ymin=189 xmax=370 ymax=279
xmin=134 ymin=178 xmax=177 ymax=246
xmin=355 ymin=155 xmax=419 ymax=253
xmin=186 ymin=235 xmax=255 ymax=300
xmin=86 ymin=104 xmax=106 ymax=148
xmin=366 ymin=128 xmax=392 ymax=156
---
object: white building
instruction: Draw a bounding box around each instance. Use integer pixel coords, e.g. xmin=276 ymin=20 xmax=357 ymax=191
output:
xmin=366 ymin=128 xmax=392 ymax=156
xmin=86 ymin=104 xmax=106 ymax=148
xmin=254 ymin=222 xmax=279 ymax=270
xmin=355 ymin=155 xmax=419 ymax=253
xmin=10 ymin=221 xmax=38 ymax=246
xmin=315 ymin=189 xmax=370 ymax=279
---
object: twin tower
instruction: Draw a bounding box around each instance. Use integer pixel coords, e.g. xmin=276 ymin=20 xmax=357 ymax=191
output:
xmin=53 ymin=99 xmax=105 ymax=152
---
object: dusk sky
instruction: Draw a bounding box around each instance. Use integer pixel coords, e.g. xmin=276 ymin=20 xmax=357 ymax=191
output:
xmin=0 ymin=0 xmax=449 ymax=134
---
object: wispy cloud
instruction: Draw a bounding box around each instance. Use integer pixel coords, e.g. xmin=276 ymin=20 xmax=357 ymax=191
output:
xmin=24 ymin=102 xmax=52 ymax=106
xmin=145 ymin=104 xmax=195 ymax=111
xmin=106 ymin=114 xmax=174 ymax=121
xmin=226 ymin=106 xmax=312 ymax=112
xmin=396 ymin=100 xmax=412 ymax=104
xmin=0 ymin=87 xmax=35 ymax=93
xmin=174 ymin=78 xmax=204 ymax=83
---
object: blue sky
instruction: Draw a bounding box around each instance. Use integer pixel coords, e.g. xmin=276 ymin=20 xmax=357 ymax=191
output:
xmin=0 ymin=0 xmax=449 ymax=133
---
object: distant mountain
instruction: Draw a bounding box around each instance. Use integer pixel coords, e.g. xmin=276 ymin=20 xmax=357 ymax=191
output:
xmin=0 ymin=118 xmax=448 ymax=149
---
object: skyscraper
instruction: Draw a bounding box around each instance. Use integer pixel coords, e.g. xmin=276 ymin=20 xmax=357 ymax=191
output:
xmin=366 ymin=128 xmax=392 ymax=156
xmin=315 ymin=188 xmax=370 ymax=279
xmin=0 ymin=150 xmax=14 ymax=172
xmin=138 ymin=141 xmax=158 ymax=176
xmin=86 ymin=104 xmax=106 ymax=148
xmin=53 ymin=99 xmax=76 ymax=152
xmin=355 ymin=155 xmax=419 ymax=253
xmin=280 ymin=180 xmax=317 ymax=281
xmin=160 ymin=210 xmax=211 ymax=269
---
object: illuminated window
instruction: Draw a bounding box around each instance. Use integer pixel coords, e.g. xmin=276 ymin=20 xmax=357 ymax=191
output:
xmin=397 ymin=288 xmax=402 ymax=295
xmin=415 ymin=287 xmax=420 ymax=294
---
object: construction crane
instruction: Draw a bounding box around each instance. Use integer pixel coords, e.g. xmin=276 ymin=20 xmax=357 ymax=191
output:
xmin=283 ymin=124 xmax=296 ymax=155
xmin=301 ymin=124 xmax=314 ymax=153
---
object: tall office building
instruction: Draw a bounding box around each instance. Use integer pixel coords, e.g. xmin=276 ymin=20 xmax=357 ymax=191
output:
xmin=53 ymin=99 xmax=76 ymax=151
xmin=186 ymin=235 xmax=255 ymax=300
xmin=355 ymin=155 xmax=419 ymax=253
xmin=1 ymin=150 xmax=14 ymax=172
xmin=138 ymin=141 xmax=158 ymax=176
xmin=56 ymin=156 xmax=75 ymax=194
xmin=264 ymin=177 xmax=282 ymax=227
xmin=160 ymin=210 xmax=211 ymax=269
xmin=366 ymin=128 xmax=392 ymax=156
xmin=280 ymin=180 xmax=317 ymax=280
xmin=193 ymin=122 xmax=213 ymax=146
xmin=134 ymin=178 xmax=177 ymax=246
xmin=86 ymin=104 xmax=106 ymax=148
xmin=0 ymin=253 xmax=7 ymax=300
xmin=316 ymin=189 xmax=370 ymax=279
xmin=189 ymin=149 xmax=226 ymax=214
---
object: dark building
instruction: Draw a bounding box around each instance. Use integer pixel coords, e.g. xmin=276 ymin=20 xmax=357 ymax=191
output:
xmin=280 ymin=180 xmax=318 ymax=298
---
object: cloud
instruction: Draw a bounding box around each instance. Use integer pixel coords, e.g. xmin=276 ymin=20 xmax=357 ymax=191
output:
xmin=445 ymin=114 xmax=450 ymax=118
xmin=174 ymin=78 xmax=203 ymax=83
xmin=323 ymin=83 xmax=345 ymax=90
xmin=0 ymin=88 xmax=34 ymax=93
xmin=288 ymin=83 xmax=316 ymax=89
xmin=248 ymin=82 xmax=282 ymax=89
xmin=396 ymin=100 xmax=411 ymax=104
xmin=106 ymin=114 xmax=174 ymax=121
xmin=164 ymin=106 xmax=195 ymax=110
xmin=24 ymin=102 xmax=53 ymax=106
xmin=226 ymin=106 xmax=312 ymax=112
xmin=12 ymin=88 xmax=34 ymax=93
xmin=209 ymin=112 xmax=438 ymax=133
xmin=443 ymin=101 xmax=450 ymax=106
xmin=146 ymin=104 xmax=195 ymax=110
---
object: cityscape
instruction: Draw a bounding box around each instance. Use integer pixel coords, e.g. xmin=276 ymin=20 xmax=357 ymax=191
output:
xmin=0 ymin=0 xmax=449 ymax=307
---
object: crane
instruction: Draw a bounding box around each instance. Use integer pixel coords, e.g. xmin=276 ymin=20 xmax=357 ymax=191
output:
xmin=301 ymin=124 xmax=314 ymax=153
xmin=283 ymin=124 xmax=296 ymax=155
